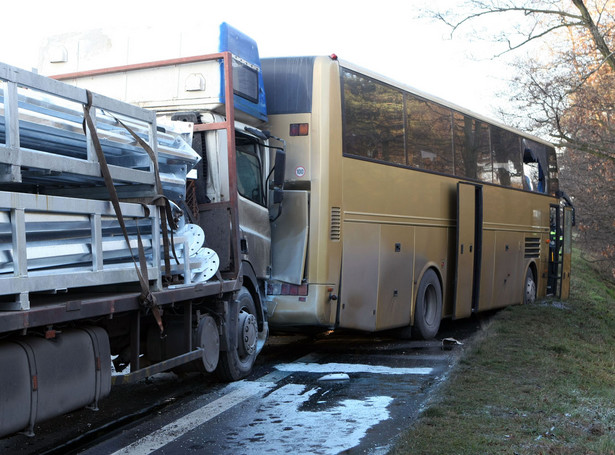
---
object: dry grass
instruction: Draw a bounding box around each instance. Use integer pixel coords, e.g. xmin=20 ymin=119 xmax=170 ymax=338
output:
xmin=391 ymin=250 xmax=615 ymax=455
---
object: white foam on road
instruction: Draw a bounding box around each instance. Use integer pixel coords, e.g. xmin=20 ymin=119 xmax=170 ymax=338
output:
xmin=230 ymin=383 xmax=393 ymax=455
xmin=275 ymin=361 xmax=433 ymax=375
xmin=109 ymin=354 xmax=430 ymax=454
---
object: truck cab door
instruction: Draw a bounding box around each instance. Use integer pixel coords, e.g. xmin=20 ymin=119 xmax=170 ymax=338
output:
xmin=235 ymin=133 xmax=271 ymax=279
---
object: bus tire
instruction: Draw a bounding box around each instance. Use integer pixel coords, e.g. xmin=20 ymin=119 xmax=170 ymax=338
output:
xmin=216 ymin=287 xmax=258 ymax=381
xmin=413 ymin=269 xmax=442 ymax=340
xmin=523 ymin=267 xmax=537 ymax=305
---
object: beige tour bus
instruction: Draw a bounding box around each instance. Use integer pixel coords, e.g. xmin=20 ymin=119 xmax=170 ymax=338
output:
xmin=262 ymin=55 xmax=573 ymax=339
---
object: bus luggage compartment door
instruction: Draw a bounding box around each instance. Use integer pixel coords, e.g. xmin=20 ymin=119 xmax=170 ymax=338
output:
xmin=453 ymin=182 xmax=483 ymax=319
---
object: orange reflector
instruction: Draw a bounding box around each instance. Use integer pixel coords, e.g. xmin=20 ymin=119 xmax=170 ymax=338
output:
xmin=290 ymin=123 xmax=309 ymax=136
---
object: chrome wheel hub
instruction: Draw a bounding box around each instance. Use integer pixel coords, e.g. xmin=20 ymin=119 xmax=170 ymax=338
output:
xmin=238 ymin=310 xmax=257 ymax=358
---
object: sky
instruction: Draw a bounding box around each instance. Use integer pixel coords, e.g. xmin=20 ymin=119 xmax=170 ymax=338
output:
xmin=1 ymin=0 xmax=511 ymax=120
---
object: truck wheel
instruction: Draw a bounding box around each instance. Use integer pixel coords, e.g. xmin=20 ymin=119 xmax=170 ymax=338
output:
xmin=523 ymin=267 xmax=537 ymax=305
xmin=413 ymin=269 xmax=442 ymax=340
xmin=216 ymin=287 xmax=258 ymax=381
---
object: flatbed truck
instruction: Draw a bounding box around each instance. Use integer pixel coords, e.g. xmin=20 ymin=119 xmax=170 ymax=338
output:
xmin=0 ymin=24 xmax=280 ymax=437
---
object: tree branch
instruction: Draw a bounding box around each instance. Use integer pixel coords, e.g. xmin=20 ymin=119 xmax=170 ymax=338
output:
xmin=492 ymin=21 xmax=585 ymax=57
xmin=572 ymin=0 xmax=615 ymax=70
xmin=433 ymin=5 xmax=582 ymax=37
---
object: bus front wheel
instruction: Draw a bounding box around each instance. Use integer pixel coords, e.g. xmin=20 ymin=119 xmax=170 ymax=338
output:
xmin=413 ymin=269 xmax=442 ymax=340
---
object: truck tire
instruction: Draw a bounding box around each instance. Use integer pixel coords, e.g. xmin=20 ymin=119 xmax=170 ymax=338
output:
xmin=216 ymin=287 xmax=258 ymax=381
xmin=413 ymin=269 xmax=442 ymax=340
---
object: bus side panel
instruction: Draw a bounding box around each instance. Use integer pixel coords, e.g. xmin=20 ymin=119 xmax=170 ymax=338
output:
xmin=339 ymin=222 xmax=417 ymax=332
xmin=478 ymin=230 xmax=496 ymax=311
xmin=375 ymin=224 xmax=414 ymax=331
xmin=491 ymin=231 xmax=522 ymax=309
xmin=538 ymin=232 xmax=550 ymax=297
xmin=339 ymin=222 xmax=380 ymax=331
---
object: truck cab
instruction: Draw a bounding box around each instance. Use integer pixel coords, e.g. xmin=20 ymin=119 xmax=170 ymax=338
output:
xmin=43 ymin=23 xmax=285 ymax=349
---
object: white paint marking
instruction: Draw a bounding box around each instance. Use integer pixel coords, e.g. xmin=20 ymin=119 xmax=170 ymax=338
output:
xmin=110 ymin=381 xmax=274 ymax=455
xmin=275 ymin=362 xmax=433 ymax=375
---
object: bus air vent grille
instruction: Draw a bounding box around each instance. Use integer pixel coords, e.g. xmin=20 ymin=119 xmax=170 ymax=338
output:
xmin=524 ymin=237 xmax=541 ymax=258
xmin=330 ymin=207 xmax=341 ymax=241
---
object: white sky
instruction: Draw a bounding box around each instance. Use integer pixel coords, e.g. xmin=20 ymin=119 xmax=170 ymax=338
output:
xmin=1 ymin=0 xmax=511 ymax=119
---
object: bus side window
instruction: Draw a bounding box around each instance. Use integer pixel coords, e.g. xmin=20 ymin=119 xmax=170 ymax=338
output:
xmin=523 ymin=145 xmax=546 ymax=193
xmin=491 ymin=126 xmax=523 ymax=189
xmin=406 ymin=95 xmax=454 ymax=174
xmin=453 ymin=113 xmax=492 ymax=183
xmin=342 ymin=69 xmax=405 ymax=165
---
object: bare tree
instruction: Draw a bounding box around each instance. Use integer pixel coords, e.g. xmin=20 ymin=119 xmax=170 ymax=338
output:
xmin=428 ymin=1 xmax=615 ymax=155
xmin=426 ymin=0 xmax=615 ymax=280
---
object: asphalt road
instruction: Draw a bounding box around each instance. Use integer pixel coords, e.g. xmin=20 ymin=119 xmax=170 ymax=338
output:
xmin=2 ymin=317 xmax=484 ymax=455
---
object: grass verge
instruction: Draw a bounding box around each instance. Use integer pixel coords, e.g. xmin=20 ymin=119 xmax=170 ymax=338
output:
xmin=391 ymin=250 xmax=615 ymax=455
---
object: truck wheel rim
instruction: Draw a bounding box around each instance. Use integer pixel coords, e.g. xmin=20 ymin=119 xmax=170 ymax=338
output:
xmin=238 ymin=310 xmax=257 ymax=358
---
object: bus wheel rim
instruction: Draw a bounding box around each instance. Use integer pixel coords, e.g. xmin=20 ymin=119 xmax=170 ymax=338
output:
xmin=424 ymin=285 xmax=437 ymax=323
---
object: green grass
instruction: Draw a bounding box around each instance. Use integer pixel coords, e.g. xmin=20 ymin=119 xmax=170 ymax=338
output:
xmin=391 ymin=249 xmax=615 ymax=455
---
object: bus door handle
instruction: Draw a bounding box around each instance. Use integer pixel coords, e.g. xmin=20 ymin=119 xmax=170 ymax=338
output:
xmin=460 ymin=244 xmax=473 ymax=254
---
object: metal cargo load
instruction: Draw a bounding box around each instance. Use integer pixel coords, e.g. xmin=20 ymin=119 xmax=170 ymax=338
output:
xmin=0 ymin=62 xmax=210 ymax=310
xmin=0 ymin=66 xmax=199 ymax=201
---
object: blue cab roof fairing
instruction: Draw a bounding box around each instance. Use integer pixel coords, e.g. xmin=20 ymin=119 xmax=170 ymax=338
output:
xmin=218 ymin=22 xmax=267 ymax=123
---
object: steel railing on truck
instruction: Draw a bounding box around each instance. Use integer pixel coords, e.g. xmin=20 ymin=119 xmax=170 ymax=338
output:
xmin=0 ymin=62 xmax=206 ymax=311
xmin=0 ymin=190 xmax=161 ymax=310
xmin=0 ymin=63 xmax=164 ymax=197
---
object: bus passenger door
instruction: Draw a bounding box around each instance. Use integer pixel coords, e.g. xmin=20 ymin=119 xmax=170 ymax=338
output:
xmin=560 ymin=206 xmax=573 ymax=299
xmin=549 ymin=204 xmax=573 ymax=299
xmin=454 ymin=182 xmax=483 ymax=319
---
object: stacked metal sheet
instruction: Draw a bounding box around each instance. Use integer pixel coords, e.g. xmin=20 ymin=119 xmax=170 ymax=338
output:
xmin=0 ymin=66 xmax=199 ymax=202
xmin=0 ymin=63 xmax=204 ymax=309
xmin=0 ymin=208 xmax=155 ymax=275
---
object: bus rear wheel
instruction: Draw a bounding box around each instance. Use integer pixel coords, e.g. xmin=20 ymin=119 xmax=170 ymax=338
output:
xmin=413 ymin=269 xmax=442 ymax=340
xmin=216 ymin=287 xmax=258 ymax=381
xmin=523 ymin=267 xmax=537 ymax=305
